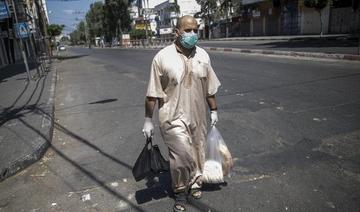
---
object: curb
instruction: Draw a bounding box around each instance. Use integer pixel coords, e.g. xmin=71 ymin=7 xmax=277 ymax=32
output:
xmin=202 ymin=47 xmax=360 ymax=62
xmin=0 ymin=63 xmax=57 ymax=181
xmin=208 ymin=34 xmax=352 ymax=41
xmin=111 ymin=45 xmax=360 ymax=62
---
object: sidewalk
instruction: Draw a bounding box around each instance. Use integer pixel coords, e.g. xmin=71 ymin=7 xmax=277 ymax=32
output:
xmin=0 ymin=61 xmax=56 ymax=181
xmin=198 ymin=34 xmax=360 ymax=60
xmin=120 ymin=34 xmax=360 ymax=61
xmin=210 ymin=34 xmax=353 ymax=41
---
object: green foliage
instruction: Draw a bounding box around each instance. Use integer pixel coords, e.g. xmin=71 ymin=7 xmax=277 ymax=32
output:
xmin=167 ymin=0 xmax=180 ymax=13
xmin=47 ymin=24 xmax=64 ymax=37
xmin=103 ymin=0 xmax=131 ymax=38
xmin=86 ymin=1 xmax=105 ymax=41
xmin=304 ymin=0 xmax=329 ymax=10
xmin=129 ymin=29 xmax=147 ymax=39
xmin=195 ymin=0 xmax=218 ymax=18
xmin=70 ymin=0 xmax=131 ymax=44
xmin=196 ymin=0 xmax=241 ymax=19
xmin=60 ymin=36 xmax=70 ymax=42
xmin=231 ymin=0 xmax=243 ymax=16
xmin=70 ymin=21 xmax=87 ymax=45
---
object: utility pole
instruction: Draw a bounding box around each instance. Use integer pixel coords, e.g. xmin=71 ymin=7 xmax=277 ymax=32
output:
xmin=84 ymin=20 xmax=89 ymax=47
xmin=11 ymin=0 xmax=32 ymax=81
xmin=225 ymin=1 xmax=229 ymax=38
xmin=40 ymin=0 xmax=50 ymax=57
xmin=144 ymin=11 xmax=149 ymax=44
xmin=208 ymin=8 xmax=212 ymax=40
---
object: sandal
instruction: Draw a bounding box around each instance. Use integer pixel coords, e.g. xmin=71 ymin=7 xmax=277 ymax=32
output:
xmin=173 ymin=192 xmax=187 ymax=212
xmin=189 ymin=188 xmax=202 ymax=199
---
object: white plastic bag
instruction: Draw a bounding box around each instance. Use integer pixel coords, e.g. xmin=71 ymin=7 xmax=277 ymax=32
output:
xmin=202 ymin=126 xmax=233 ymax=184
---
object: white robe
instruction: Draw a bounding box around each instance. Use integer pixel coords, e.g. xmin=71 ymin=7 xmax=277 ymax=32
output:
xmin=146 ymin=43 xmax=221 ymax=192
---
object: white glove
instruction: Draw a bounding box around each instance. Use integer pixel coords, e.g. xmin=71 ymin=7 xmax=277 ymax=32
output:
xmin=142 ymin=117 xmax=154 ymax=138
xmin=210 ymin=111 xmax=218 ymax=126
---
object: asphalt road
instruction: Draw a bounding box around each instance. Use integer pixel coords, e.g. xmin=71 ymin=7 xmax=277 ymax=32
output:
xmin=0 ymin=47 xmax=359 ymax=212
xmin=198 ymin=38 xmax=359 ymax=55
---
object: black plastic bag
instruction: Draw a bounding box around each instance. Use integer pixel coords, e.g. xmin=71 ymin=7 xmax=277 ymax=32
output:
xmin=132 ymin=138 xmax=169 ymax=182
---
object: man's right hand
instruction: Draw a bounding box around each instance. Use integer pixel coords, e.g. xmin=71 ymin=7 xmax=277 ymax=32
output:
xmin=142 ymin=117 xmax=154 ymax=139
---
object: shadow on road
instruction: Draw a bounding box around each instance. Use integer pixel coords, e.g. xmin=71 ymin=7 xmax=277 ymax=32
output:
xmin=135 ymin=172 xmax=172 ymax=204
xmin=256 ymin=37 xmax=358 ymax=52
xmin=54 ymin=98 xmax=119 ymax=112
xmin=36 ymin=105 xmax=222 ymax=211
xmin=0 ymin=72 xmax=47 ymax=128
xmin=0 ymin=62 xmax=39 ymax=82
xmin=88 ymin=98 xmax=118 ymax=105
xmin=1 ymin=66 xmax=221 ymax=211
xmin=25 ymin=105 xmax=222 ymax=211
xmin=52 ymin=54 xmax=89 ymax=60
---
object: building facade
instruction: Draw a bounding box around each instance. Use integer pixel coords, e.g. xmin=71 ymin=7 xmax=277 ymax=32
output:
xmin=0 ymin=0 xmax=48 ymax=68
xmin=215 ymin=0 xmax=359 ymax=38
xmin=154 ymin=0 xmax=201 ymax=36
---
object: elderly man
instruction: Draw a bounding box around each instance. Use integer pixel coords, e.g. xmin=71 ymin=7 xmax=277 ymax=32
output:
xmin=142 ymin=15 xmax=221 ymax=212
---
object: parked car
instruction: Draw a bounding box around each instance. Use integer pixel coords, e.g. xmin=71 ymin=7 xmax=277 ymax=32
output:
xmin=58 ymin=45 xmax=66 ymax=51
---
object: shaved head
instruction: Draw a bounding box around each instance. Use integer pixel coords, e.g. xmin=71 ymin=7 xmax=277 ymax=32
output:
xmin=174 ymin=15 xmax=199 ymax=52
xmin=176 ymin=15 xmax=198 ymax=30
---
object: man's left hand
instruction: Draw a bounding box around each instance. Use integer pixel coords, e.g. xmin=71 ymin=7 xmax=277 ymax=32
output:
xmin=210 ymin=111 xmax=218 ymax=126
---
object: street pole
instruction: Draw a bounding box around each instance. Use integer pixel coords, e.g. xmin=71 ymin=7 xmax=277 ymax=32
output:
xmin=225 ymin=2 xmax=229 ymax=38
xmin=84 ymin=21 xmax=89 ymax=47
xmin=6 ymin=18 xmax=13 ymax=63
xmin=144 ymin=2 xmax=149 ymax=43
xmin=39 ymin=0 xmax=51 ymax=57
xmin=208 ymin=13 xmax=212 ymax=40
xmin=358 ymin=8 xmax=360 ymax=55
xmin=143 ymin=9 xmax=149 ymax=45
xmin=11 ymin=0 xmax=32 ymax=81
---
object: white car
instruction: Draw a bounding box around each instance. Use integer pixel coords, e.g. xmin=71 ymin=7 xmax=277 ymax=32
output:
xmin=58 ymin=45 xmax=66 ymax=51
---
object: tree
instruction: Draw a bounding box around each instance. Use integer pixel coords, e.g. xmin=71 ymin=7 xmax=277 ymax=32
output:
xmin=86 ymin=1 xmax=105 ymax=45
xmin=104 ymin=0 xmax=131 ymax=41
xmin=167 ymin=0 xmax=180 ymax=13
xmin=47 ymin=24 xmax=64 ymax=38
xmin=47 ymin=24 xmax=64 ymax=52
xmin=196 ymin=0 xmax=241 ymax=39
xmin=219 ymin=0 xmax=236 ymax=38
xmin=70 ymin=21 xmax=87 ymax=45
xmin=195 ymin=0 xmax=217 ymax=39
xmin=129 ymin=29 xmax=147 ymax=39
xmin=304 ymin=0 xmax=329 ymax=36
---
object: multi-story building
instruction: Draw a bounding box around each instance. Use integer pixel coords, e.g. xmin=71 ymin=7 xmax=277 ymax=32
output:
xmin=218 ymin=0 xmax=359 ymax=38
xmin=154 ymin=0 xmax=201 ymax=36
xmin=0 ymin=0 xmax=49 ymax=68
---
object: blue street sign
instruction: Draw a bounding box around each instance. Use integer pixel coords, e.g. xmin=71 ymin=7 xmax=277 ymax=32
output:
xmin=14 ymin=22 xmax=29 ymax=39
xmin=0 ymin=1 xmax=10 ymax=20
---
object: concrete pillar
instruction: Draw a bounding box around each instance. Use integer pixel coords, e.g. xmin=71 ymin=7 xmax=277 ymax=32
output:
xmin=278 ymin=14 xmax=281 ymax=35
xmin=262 ymin=16 xmax=266 ymax=35
xmin=0 ymin=38 xmax=8 ymax=66
xmin=300 ymin=8 xmax=305 ymax=35
xmin=250 ymin=18 xmax=254 ymax=36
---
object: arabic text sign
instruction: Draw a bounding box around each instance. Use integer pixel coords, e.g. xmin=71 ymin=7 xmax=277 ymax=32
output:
xmin=0 ymin=1 xmax=10 ymax=20
xmin=14 ymin=22 xmax=29 ymax=38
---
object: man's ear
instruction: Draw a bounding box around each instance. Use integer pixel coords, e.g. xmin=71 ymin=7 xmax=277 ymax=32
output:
xmin=174 ymin=28 xmax=180 ymax=37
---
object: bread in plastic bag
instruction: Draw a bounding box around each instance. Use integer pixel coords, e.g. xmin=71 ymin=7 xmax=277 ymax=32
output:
xmin=202 ymin=160 xmax=224 ymax=183
xmin=219 ymin=142 xmax=233 ymax=176
xmin=202 ymin=126 xmax=233 ymax=184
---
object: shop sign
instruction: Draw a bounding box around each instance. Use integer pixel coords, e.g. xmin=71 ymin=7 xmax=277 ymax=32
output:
xmin=0 ymin=1 xmax=10 ymax=20
xmin=14 ymin=22 xmax=29 ymax=38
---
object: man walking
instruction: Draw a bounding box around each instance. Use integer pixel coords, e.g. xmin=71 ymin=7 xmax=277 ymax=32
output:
xmin=142 ymin=15 xmax=221 ymax=212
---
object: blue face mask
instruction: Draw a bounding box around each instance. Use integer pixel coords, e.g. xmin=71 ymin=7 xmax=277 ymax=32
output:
xmin=179 ymin=31 xmax=198 ymax=49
